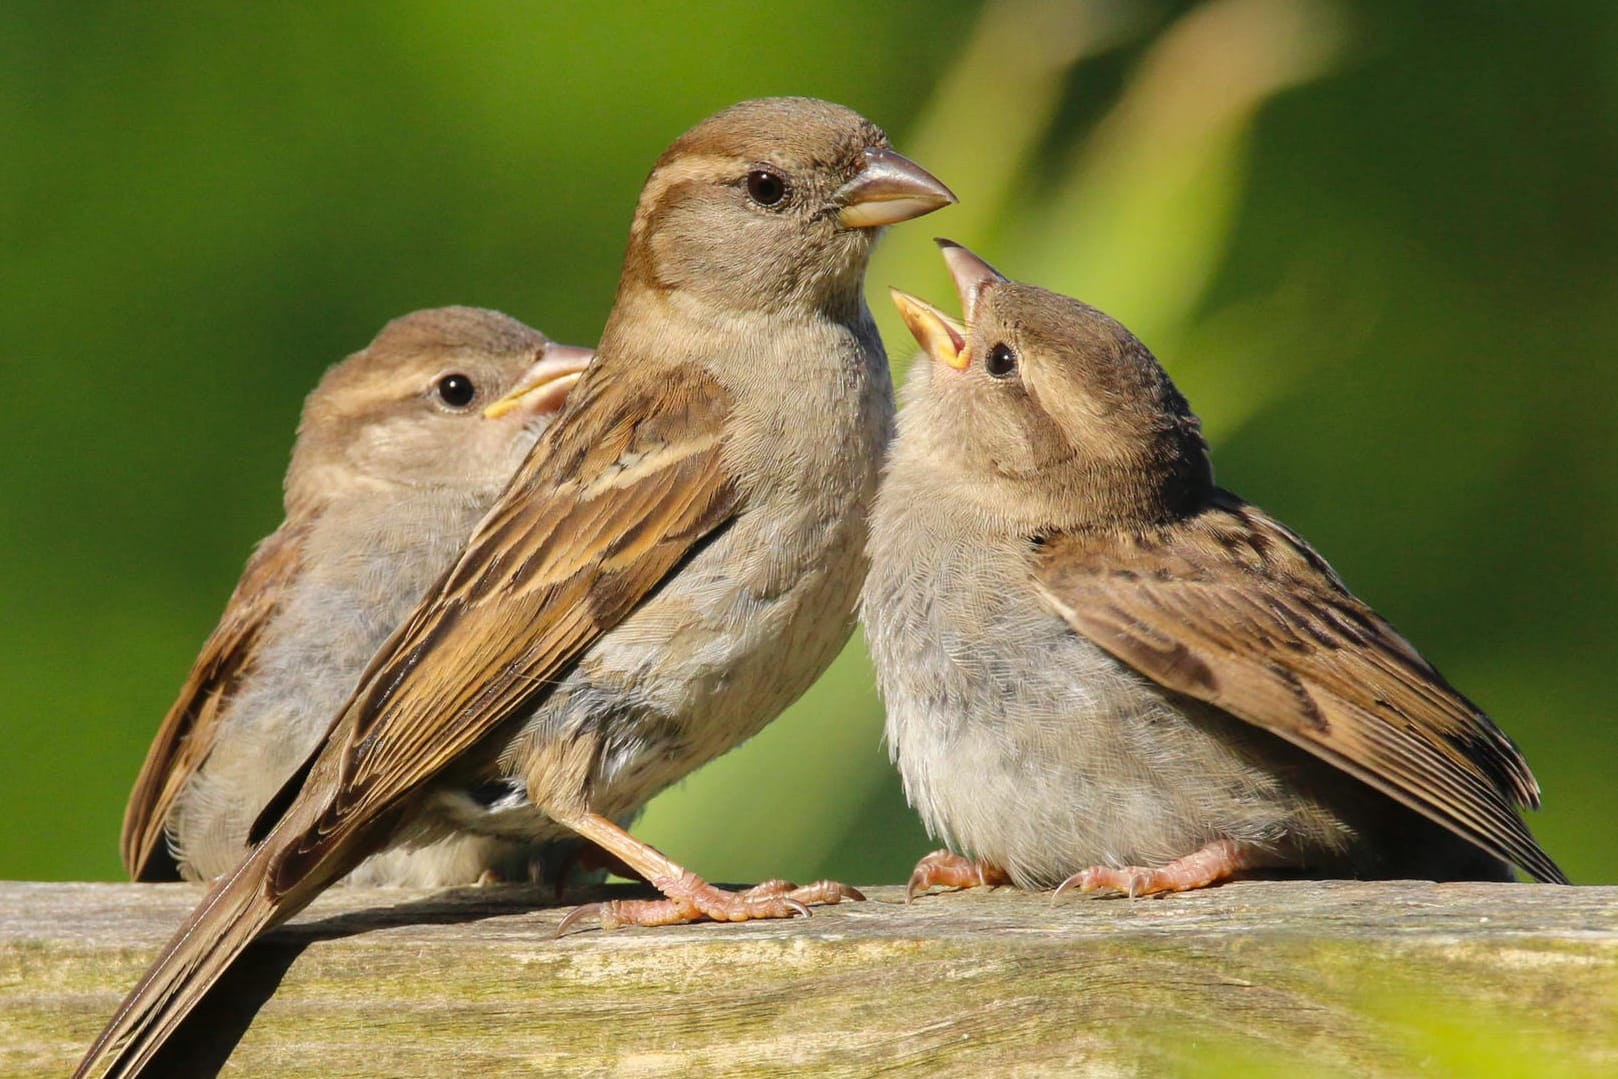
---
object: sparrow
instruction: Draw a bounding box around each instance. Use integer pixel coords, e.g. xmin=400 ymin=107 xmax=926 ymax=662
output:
xmin=77 ymin=97 xmax=954 ymax=1079
xmin=121 ymin=306 xmax=593 ymax=888
xmin=864 ymin=240 xmax=1566 ymax=901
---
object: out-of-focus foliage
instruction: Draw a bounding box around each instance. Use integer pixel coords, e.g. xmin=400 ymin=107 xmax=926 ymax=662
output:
xmin=2 ymin=0 xmax=1613 ymax=899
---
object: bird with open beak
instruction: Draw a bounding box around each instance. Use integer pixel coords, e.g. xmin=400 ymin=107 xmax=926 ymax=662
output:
xmin=78 ymin=97 xmax=954 ymax=1079
xmin=120 ymin=306 xmax=593 ymax=888
xmin=865 ymin=240 xmax=1565 ymax=901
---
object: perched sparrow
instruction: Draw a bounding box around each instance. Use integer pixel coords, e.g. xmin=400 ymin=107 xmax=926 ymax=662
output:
xmin=121 ymin=306 xmax=593 ymax=888
xmin=77 ymin=97 xmax=953 ymax=1079
xmin=865 ymin=240 xmax=1565 ymax=901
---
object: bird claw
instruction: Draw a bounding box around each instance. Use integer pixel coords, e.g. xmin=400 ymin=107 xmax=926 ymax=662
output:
xmin=554 ymin=877 xmax=861 ymax=936
xmin=555 ymin=902 xmax=602 ymax=938
xmin=1052 ymin=840 xmax=1252 ymax=901
xmin=1052 ymin=866 xmax=1151 ymax=901
xmin=905 ymin=849 xmax=1012 ymax=902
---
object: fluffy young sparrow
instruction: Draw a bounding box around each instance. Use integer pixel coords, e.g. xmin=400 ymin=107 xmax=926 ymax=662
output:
xmin=864 ymin=240 xmax=1565 ymax=901
xmin=119 ymin=307 xmax=592 ymax=889
xmin=77 ymin=97 xmax=953 ymax=1079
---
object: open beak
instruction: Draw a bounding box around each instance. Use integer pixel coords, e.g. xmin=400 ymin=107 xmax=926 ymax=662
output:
xmin=834 ymin=147 xmax=957 ymax=229
xmin=890 ymin=241 xmax=1010 ymax=371
xmin=890 ymin=287 xmax=970 ymax=370
xmin=936 ymin=238 xmax=1007 ymax=326
xmin=482 ymin=342 xmax=593 ymax=420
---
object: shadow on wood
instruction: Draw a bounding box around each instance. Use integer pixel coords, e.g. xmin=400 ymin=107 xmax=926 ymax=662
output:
xmin=5 ymin=879 xmax=1614 ymax=1077
xmin=146 ymin=883 xmax=619 ymax=1076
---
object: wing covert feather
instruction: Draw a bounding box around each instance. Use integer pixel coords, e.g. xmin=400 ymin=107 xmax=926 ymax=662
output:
xmin=262 ymin=371 xmax=741 ymax=892
xmin=120 ymin=523 xmax=309 ymax=880
xmin=1034 ymin=489 xmax=1566 ymax=884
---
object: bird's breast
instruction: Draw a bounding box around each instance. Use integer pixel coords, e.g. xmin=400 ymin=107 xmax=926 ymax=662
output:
xmin=457 ymin=329 xmax=896 ymax=829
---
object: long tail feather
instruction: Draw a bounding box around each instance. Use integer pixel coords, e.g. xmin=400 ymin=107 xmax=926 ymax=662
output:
xmin=75 ymin=846 xmax=296 ymax=1078
xmin=73 ymin=809 xmax=344 ymax=1079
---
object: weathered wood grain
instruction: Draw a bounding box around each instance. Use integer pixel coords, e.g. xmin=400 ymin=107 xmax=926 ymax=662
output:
xmin=4 ymin=880 xmax=1613 ymax=1077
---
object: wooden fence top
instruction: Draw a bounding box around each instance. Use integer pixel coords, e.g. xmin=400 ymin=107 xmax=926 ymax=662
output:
xmin=5 ymin=879 xmax=1614 ymax=1076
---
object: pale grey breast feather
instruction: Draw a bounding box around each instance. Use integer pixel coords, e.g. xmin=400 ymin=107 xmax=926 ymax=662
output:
xmin=864 ymin=496 xmax=1308 ymax=887
xmin=169 ymin=487 xmax=511 ymax=882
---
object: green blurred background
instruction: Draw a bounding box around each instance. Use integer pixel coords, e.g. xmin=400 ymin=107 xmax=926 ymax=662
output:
xmin=3 ymin=0 xmax=1613 ymax=891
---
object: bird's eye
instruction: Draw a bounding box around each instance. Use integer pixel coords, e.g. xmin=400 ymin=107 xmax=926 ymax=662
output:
xmin=435 ymin=373 xmax=477 ymax=408
xmin=745 ymin=169 xmax=788 ymax=207
xmin=985 ymin=343 xmax=1018 ymax=378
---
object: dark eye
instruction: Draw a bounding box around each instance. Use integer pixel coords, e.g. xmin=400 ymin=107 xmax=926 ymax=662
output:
xmin=435 ymin=373 xmax=477 ymax=408
xmin=985 ymin=343 xmax=1017 ymax=378
xmin=745 ymin=169 xmax=788 ymax=207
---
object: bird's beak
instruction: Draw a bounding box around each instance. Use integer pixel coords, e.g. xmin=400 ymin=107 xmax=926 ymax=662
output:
xmin=890 ymin=287 xmax=969 ymax=370
xmin=834 ymin=148 xmax=957 ymax=229
xmin=482 ymin=343 xmax=594 ymax=419
xmin=936 ymin=238 xmax=1007 ymax=327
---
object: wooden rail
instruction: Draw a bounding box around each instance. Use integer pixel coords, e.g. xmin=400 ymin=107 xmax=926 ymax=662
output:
xmin=4 ymin=879 xmax=1613 ymax=1076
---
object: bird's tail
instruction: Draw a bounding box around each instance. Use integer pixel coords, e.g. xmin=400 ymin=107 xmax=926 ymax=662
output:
xmin=73 ymin=817 xmax=327 ymax=1079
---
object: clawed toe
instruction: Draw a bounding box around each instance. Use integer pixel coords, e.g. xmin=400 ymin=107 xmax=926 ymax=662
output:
xmin=1053 ymin=866 xmax=1153 ymax=901
xmin=555 ymin=902 xmax=605 ymax=937
xmin=1053 ymin=840 xmax=1254 ymax=901
xmin=906 ymin=849 xmax=1011 ymax=901
xmin=783 ymin=880 xmax=865 ymax=904
xmin=555 ymin=876 xmax=862 ymax=936
xmin=545 ymin=812 xmax=862 ymax=937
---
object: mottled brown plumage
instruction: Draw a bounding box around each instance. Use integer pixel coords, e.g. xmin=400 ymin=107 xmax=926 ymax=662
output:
xmin=261 ymin=366 xmax=743 ymax=895
xmin=865 ymin=241 xmax=1563 ymax=902
xmin=121 ymin=522 xmax=306 ymax=881
xmin=1034 ymin=491 xmax=1557 ymax=883
xmin=79 ymin=97 xmax=953 ymax=1079
xmin=120 ymin=306 xmax=591 ymax=886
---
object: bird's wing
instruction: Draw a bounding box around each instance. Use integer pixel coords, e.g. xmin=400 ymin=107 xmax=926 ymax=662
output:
xmin=1033 ymin=489 xmax=1565 ymax=884
xmin=252 ymin=364 xmax=743 ymax=892
xmin=77 ymin=365 xmax=745 ymax=1079
xmin=120 ymin=521 xmax=309 ymax=880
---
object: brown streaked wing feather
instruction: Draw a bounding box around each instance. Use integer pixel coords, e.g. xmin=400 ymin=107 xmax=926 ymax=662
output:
xmin=259 ymin=368 xmax=741 ymax=894
xmin=119 ymin=522 xmax=309 ymax=880
xmin=1034 ymin=488 xmax=1566 ymax=884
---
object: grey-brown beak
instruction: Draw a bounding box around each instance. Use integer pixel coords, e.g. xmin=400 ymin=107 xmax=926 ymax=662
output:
xmin=482 ymin=343 xmax=593 ymax=420
xmin=834 ymin=148 xmax=957 ymax=229
xmin=937 ymin=238 xmax=1008 ymax=326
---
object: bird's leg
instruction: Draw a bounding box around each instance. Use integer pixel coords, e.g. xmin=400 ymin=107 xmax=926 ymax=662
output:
xmin=906 ymin=849 xmax=1012 ymax=901
xmin=572 ymin=839 xmax=647 ymax=882
xmin=1054 ymin=838 xmax=1255 ymax=899
xmin=547 ymin=839 xmax=651 ymax=900
xmin=551 ymin=811 xmax=863 ymax=935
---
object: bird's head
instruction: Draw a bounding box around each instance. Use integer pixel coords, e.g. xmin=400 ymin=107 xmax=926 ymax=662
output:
xmin=287 ymin=306 xmax=592 ymax=511
xmin=889 ymin=242 xmax=1211 ymax=530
